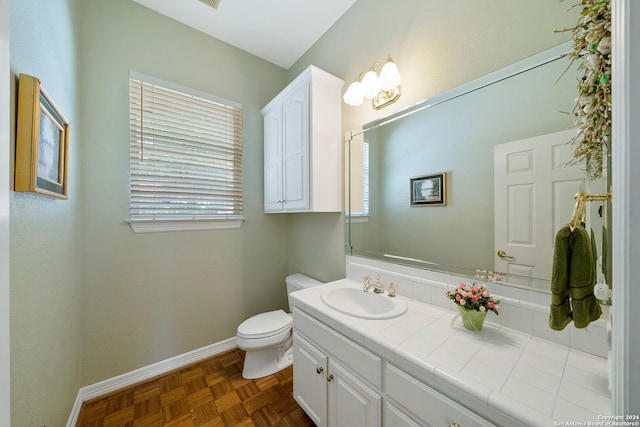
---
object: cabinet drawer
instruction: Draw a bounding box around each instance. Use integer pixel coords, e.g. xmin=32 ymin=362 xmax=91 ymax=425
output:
xmin=386 ymin=363 xmax=495 ymax=427
xmin=385 ymin=402 xmax=422 ymax=427
xmin=294 ymin=309 xmax=382 ymax=388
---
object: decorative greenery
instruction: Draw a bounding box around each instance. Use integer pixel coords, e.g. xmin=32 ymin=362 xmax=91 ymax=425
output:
xmin=445 ymin=283 xmax=500 ymax=315
xmin=558 ymin=0 xmax=611 ymax=180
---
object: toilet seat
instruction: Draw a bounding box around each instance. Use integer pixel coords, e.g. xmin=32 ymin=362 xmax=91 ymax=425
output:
xmin=237 ymin=309 xmax=292 ymax=340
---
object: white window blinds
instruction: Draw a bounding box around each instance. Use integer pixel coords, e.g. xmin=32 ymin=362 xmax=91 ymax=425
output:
xmin=129 ymin=74 xmax=243 ymax=231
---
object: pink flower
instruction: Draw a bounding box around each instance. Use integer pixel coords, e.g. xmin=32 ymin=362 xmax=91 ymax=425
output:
xmin=471 ymin=295 xmax=478 ymax=302
xmin=487 ymin=301 xmax=494 ymax=309
xmin=455 ymin=294 xmax=461 ymax=301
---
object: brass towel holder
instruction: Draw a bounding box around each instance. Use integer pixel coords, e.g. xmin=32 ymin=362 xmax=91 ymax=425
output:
xmin=569 ymin=191 xmax=612 ymax=232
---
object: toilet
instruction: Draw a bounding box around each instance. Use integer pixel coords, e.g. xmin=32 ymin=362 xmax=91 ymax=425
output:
xmin=235 ymin=273 xmax=322 ymax=379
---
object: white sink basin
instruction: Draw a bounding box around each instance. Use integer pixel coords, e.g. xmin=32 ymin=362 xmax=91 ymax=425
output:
xmin=320 ymin=287 xmax=408 ymax=320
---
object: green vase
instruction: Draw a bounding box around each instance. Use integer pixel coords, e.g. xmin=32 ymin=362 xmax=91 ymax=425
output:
xmin=457 ymin=305 xmax=487 ymax=331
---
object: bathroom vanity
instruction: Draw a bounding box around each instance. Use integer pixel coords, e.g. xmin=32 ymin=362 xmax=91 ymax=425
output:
xmin=290 ymin=259 xmax=610 ymax=427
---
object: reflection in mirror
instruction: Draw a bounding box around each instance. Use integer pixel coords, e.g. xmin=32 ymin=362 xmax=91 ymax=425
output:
xmin=346 ymin=44 xmax=609 ymax=293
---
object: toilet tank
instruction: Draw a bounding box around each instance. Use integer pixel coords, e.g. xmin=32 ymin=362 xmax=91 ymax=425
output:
xmin=286 ymin=273 xmax=322 ymax=307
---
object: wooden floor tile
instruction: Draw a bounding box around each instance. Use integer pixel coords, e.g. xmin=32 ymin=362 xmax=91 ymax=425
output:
xmin=75 ymin=349 xmax=315 ymax=427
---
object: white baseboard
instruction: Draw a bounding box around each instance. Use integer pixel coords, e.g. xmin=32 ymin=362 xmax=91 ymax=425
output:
xmin=66 ymin=337 xmax=237 ymax=426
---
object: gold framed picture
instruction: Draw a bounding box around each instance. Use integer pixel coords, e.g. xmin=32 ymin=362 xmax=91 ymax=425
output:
xmin=15 ymin=73 xmax=70 ymax=199
xmin=410 ymin=172 xmax=447 ymax=206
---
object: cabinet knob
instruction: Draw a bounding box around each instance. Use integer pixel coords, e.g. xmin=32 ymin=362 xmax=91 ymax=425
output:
xmin=316 ymin=366 xmax=323 ymax=374
xmin=326 ymin=374 xmax=334 ymax=382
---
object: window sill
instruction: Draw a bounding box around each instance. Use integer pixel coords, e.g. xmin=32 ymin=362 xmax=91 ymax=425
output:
xmin=128 ymin=217 xmax=245 ymax=233
xmin=346 ymin=215 xmax=370 ymax=224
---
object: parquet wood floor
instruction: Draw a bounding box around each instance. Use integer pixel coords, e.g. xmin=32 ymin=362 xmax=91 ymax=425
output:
xmin=76 ymin=349 xmax=316 ymax=427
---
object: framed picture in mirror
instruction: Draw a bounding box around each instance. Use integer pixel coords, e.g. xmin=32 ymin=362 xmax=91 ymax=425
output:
xmin=15 ymin=73 xmax=70 ymax=199
xmin=410 ymin=172 xmax=446 ymax=206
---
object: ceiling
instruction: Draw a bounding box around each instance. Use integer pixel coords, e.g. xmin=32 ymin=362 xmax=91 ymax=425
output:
xmin=131 ymin=0 xmax=358 ymax=69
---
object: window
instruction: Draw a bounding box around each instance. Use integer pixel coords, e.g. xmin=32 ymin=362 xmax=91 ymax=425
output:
xmin=351 ymin=141 xmax=370 ymax=217
xmin=346 ymin=136 xmax=370 ymax=221
xmin=128 ymin=72 xmax=243 ymax=232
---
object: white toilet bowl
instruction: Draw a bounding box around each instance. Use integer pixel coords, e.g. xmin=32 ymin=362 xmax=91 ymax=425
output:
xmin=236 ymin=274 xmax=321 ymax=379
xmin=236 ymin=309 xmax=293 ymax=379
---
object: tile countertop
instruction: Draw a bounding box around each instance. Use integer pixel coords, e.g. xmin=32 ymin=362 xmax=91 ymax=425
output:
xmin=290 ymin=278 xmax=611 ymax=427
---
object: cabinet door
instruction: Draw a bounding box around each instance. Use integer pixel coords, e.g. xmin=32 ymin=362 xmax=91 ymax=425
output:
xmin=293 ymin=333 xmax=328 ymax=427
xmin=264 ymin=106 xmax=283 ymax=212
xmin=282 ymin=81 xmax=310 ymax=211
xmin=328 ymin=360 xmax=381 ymax=427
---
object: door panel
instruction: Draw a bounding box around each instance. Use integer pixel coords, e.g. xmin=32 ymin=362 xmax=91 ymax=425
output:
xmin=494 ymin=129 xmax=586 ymax=284
xmin=283 ymin=82 xmax=309 ymax=210
xmin=293 ymin=333 xmax=327 ymax=427
xmin=328 ymin=360 xmax=381 ymax=427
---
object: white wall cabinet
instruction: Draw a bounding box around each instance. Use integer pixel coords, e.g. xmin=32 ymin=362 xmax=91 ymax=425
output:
xmin=262 ymin=65 xmax=343 ymax=213
xmin=293 ymin=332 xmax=381 ymax=427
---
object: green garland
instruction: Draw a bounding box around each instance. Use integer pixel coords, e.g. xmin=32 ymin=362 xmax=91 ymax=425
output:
xmin=559 ymin=0 xmax=611 ymax=180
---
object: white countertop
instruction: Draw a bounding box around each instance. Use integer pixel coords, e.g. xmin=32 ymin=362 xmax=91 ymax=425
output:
xmin=290 ymin=278 xmax=611 ymax=427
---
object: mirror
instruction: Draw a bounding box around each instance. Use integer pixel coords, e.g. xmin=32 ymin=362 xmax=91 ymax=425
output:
xmin=346 ymin=45 xmax=609 ymax=292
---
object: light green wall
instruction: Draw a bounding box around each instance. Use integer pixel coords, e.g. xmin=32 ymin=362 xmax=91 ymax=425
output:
xmin=7 ymin=0 xmax=583 ymax=423
xmin=9 ymin=0 xmax=82 ymax=425
xmin=286 ymin=0 xmax=579 ymax=282
xmin=76 ymin=0 xmax=290 ymax=385
xmin=10 ymin=0 xmax=291 ymax=422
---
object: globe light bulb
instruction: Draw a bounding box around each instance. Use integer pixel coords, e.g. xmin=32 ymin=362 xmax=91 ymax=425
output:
xmin=361 ymin=70 xmax=380 ymax=99
xmin=343 ymin=81 xmax=364 ymax=106
xmin=379 ymin=58 xmax=401 ymax=92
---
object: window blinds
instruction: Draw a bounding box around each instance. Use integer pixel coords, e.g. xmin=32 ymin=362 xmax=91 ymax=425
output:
xmin=129 ymin=77 xmax=243 ymax=223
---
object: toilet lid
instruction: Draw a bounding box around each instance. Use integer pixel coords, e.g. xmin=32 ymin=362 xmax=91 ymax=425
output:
xmin=237 ymin=309 xmax=293 ymax=339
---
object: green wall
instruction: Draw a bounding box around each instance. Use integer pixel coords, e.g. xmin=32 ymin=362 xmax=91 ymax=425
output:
xmin=286 ymin=0 xmax=579 ymax=287
xmin=9 ymin=0 xmax=82 ymax=425
xmin=75 ymin=0 xmax=290 ymax=386
xmin=10 ymin=0 xmax=290 ymax=424
xmin=7 ymin=0 xmax=582 ymax=424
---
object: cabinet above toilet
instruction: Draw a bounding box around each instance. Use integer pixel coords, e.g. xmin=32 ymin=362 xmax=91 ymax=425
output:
xmin=261 ymin=65 xmax=344 ymax=213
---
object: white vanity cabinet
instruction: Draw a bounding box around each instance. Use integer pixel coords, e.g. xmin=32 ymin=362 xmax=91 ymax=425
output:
xmin=261 ymin=65 xmax=343 ymax=213
xmin=293 ymin=333 xmax=381 ymax=427
xmin=292 ymin=306 xmax=495 ymax=427
xmin=293 ymin=309 xmax=382 ymax=427
xmin=385 ymin=363 xmax=495 ymax=427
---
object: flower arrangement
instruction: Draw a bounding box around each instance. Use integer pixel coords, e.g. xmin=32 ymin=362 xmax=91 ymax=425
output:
xmin=446 ymin=283 xmax=500 ymax=315
xmin=557 ymin=0 xmax=612 ymax=181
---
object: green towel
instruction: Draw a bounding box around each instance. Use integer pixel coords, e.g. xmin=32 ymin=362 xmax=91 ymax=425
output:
xmin=549 ymin=224 xmax=602 ymax=330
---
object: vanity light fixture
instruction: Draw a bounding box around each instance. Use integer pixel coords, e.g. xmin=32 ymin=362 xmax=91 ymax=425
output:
xmin=343 ymin=56 xmax=402 ymax=110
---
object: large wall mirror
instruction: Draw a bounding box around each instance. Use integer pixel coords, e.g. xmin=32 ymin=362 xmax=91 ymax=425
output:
xmin=345 ymin=44 xmax=610 ymax=293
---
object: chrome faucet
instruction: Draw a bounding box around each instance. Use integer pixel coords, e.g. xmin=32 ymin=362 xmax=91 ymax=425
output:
xmin=373 ymin=275 xmax=384 ymax=294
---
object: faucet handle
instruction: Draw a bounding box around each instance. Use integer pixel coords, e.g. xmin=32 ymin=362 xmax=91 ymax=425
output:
xmin=387 ymin=282 xmax=396 ymax=297
xmin=363 ymin=276 xmax=371 ymax=292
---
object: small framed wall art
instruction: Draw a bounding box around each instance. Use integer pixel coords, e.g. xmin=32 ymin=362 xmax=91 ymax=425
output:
xmin=410 ymin=172 xmax=447 ymax=206
xmin=15 ymin=73 xmax=70 ymax=199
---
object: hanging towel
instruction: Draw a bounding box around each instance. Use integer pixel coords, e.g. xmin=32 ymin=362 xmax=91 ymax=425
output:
xmin=549 ymin=224 xmax=602 ymax=330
